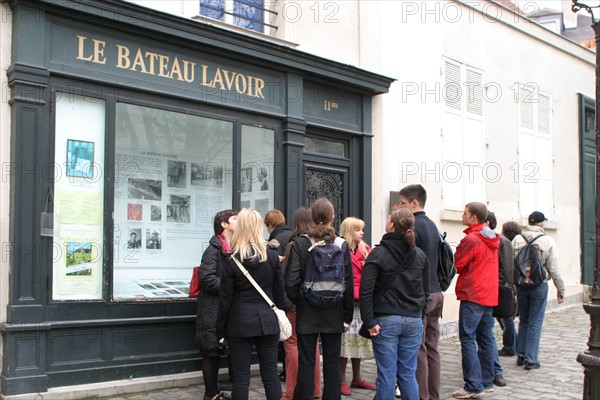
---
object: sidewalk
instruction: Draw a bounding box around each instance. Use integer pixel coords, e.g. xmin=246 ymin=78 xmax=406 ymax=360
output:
xmin=85 ymin=304 xmax=586 ymax=400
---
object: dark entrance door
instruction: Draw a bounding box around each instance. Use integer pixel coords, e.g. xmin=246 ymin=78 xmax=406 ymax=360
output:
xmin=305 ymin=163 xmax=348 ymax=230
xmin=580 ymin=94 xmax=595 ymax=285
xmin=303 ymin=134 xmax=350 ymax=231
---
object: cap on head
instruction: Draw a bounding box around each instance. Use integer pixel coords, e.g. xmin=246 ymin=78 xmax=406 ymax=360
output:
xmin=528 ymin=211 xmax=547 ymax=224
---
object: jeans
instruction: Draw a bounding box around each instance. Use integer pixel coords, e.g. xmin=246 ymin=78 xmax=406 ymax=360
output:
xmin=458 ymin=301 xmax=495 ymax=393
xmin=295 ymin=332 xmax=341 ymax=400
xmin=371 ymin=315 xmax=423 ymax=400
xmin=228 ymin=334 xmax=282 ymax=400
xmin=498 ymin=315 xmax=517 ymax=355
xmin=492 ymin=339 xmax=503 ymax=376
xmin=416 ymin=292 xmax=444 ymax=400
xmin=516 ymin=282 xmax=548 ymax=364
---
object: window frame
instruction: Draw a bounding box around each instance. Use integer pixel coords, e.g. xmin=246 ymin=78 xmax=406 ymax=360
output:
xmin=49 ymin=79 xmax=282 ymax=303
xmin=199 ymin=0 xmax=277 ymax=34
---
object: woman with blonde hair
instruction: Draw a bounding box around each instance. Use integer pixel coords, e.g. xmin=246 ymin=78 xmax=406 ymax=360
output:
xmin=217 ymin=209 xmax=285 ymax=400
xmin=339 ymin=217 xmax=376 ymax=395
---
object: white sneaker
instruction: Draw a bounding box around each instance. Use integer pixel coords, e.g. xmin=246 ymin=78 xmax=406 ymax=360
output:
xmin=395 ymin=384 xmax=401 ymax=398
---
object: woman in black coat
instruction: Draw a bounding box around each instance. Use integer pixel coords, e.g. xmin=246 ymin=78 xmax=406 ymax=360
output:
xmin=359 ymin=208 xmax=429 ymax=400
xmin=195 ymin=209 xmax=237 ymax=400
xmin=217 ymin=208 xmax=285 ymax=400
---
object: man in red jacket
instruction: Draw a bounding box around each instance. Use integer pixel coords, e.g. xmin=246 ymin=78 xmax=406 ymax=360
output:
xmin=452 ymin=202 xmax=500 ymax=399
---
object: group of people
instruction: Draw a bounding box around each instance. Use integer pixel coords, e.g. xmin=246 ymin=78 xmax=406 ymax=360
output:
xmin=193 ymin=185 xmax=565 ymax=400
xmin=451 ymin=203 xmax=565 ymax=399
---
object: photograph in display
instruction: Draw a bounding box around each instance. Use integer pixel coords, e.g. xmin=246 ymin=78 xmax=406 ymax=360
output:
xmin=65 ymin=241 xmax=94 ymax=276
xmin=66 ymin=139 xmax=95 ymax=178
xmin=128 ymin=178 xmax=162 ymax=201
xmin=132 ymin=279 xmax=190 ymax=297
xmin=151 ymin=205 xmax=162 ymax=221
xmin=128 ymin=203 xmax=143 ymax=221
xmin=167 ymin=195 xmax=191 ymax=223
xmin=127 ymin=228 xmax=142 ymax=249
xmin=258 ymin=166 xmax=269 ymax=191
xmin=241 ymin=167 xmax=253 ymax=193
xmin=146 ymin=228 xmax=161 ymax=249
xmin=191 ymin=162 xmax=223 ymax=187
xmin=167 ymin=160 xmax=187 ymax=189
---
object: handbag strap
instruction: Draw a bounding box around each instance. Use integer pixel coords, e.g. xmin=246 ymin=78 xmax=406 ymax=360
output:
xmin=231 ymin=255 xmax=276 ymax=309
xmin=371 ymin=246 xmax=416 ymax=306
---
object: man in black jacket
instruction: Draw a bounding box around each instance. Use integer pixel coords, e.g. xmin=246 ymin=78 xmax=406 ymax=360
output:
xmin=398 ymin=184 xmax=443 ymax=400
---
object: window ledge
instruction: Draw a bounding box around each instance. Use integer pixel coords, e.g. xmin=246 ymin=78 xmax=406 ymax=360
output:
xmin=440 ymin=209 xmax=463 ymax=222
xmin=518 ymin=217 xmax=559 ymax=231
xmin=191 ymin=16 xmax=299 ymax=48
xmin=439 ymin=210 xmax=559 ymax=231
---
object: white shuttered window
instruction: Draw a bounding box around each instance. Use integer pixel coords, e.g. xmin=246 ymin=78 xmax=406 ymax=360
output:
xmin=518 ymin=86 xmax=553 ymax=219
xmin=442 ymin=59 xmax=485 ymax=210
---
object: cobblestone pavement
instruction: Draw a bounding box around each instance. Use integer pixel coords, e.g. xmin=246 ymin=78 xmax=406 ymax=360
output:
xmin=90 ymin=304 xmax=587 ymax=400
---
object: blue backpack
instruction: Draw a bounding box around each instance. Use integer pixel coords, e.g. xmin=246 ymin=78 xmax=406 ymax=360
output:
xmin=302 ymin=235 xmax=346 ymax=308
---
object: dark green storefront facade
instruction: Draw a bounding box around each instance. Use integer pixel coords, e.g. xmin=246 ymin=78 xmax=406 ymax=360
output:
xmin=0 ymin=0 xmax=392 ymax=395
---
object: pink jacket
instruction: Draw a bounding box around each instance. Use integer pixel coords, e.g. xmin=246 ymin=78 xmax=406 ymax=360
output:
xmin=352 ymin=243 xmax=371 ymax=301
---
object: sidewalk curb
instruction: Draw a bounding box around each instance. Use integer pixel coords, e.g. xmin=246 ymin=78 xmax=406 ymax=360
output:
xmin=1 ymin=371 xmax=201 ymax=400
xmin=0 ymin=365 xmax=264 ymax=400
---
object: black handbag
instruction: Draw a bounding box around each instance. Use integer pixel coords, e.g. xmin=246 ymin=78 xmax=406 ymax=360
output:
xmin=493 ymin=284 xmax=516 ymax=318
xmin=359 ymin=247 xmax=415 ymax=339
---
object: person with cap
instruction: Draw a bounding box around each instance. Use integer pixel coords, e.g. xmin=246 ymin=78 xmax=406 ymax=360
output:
xmin=512 ymin=211 xmax=565 ymax=370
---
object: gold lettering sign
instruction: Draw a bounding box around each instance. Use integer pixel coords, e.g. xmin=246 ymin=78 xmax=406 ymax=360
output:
xmin=323 ymin=100 xmax=339 ymax=111
xmin=77 ymin=35 xmax=265 ymax=99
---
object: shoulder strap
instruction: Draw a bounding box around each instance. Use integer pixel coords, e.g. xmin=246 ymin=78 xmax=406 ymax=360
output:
xmin=371 ymin=246 xmax=416 ymax=306
xmin=231 ymin=256 xmax=275 ymax=309
xmin=334 ymin=236 xmax=346 ymax=248
xmin=521 ymin=234 xmax=544 ymax=245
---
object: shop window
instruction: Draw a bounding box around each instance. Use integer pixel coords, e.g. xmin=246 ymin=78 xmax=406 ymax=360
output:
xmin=200 ymin=0 xmax=267 ymax=33
xmin=240 ymin=124 xmax=275 ymax=235
xmin=112 ymin=103 xmax=234 ymax=300
xmin=53 ymin=94 xmax=106 ymax=300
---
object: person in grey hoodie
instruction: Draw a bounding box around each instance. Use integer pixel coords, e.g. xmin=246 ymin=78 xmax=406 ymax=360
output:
xmin=512 ymin=211 xmax=565 ymax=370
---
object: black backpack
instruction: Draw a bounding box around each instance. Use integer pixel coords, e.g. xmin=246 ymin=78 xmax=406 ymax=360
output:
xmin=438 ymin=232 xmax=456 ymax=292
xmin=302 ymin=235 xmax=346 ymax=308
xmin=514 ymin=234 xmax=546 ymax=288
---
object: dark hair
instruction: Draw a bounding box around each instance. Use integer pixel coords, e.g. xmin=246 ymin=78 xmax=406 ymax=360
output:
xmin=291 ymin=207 xmax=313 ymax=238
xmin=389 ymin=208 xmax=416 ymax=247
xmin=264 ymin=209 xmax=286 ymax=227
xmin=502 ymin=221 xmax=522 ymax=241
xmin=485 ymin=211 xmax=497 ymax=230
xmin=399 ymin=184 xmax=427 ymax=208
xmin=213 ymin=209 xmax=238 ymax=235
xmin=307 ymin=198 xmax=336 ymax=241
xmin=466 ymin=202 xmax=488 ymax=224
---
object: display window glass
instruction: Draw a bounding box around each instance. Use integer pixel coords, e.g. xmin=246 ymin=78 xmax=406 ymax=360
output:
xmin=53 ymin=93 xmax=106 ymax=300
xmin=52 ymin=96 xmax=278 ymax=301
xmin=240 ymin=124 xmax=275 ymax=236
xmin=112 ymin=103 xmax=234 ymax=299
